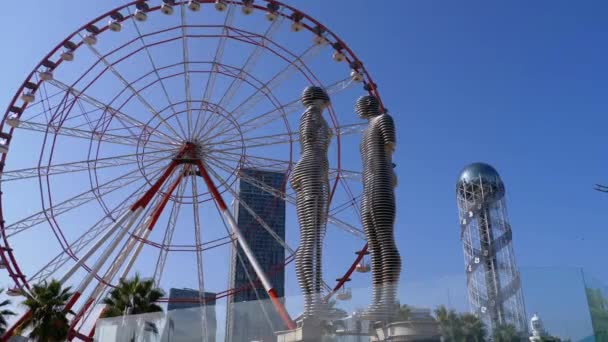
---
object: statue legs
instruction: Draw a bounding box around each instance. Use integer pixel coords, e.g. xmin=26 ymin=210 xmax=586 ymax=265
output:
xmin=361 ymin=187 xmax=400 ymax=321
xmin=295 ymin=193 xmax=327 ymax=318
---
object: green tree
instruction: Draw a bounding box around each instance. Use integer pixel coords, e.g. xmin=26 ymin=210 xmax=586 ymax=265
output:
xmin=21 ymin=280 xmax=73 ymax=341
xmin=0 ymin=289 xmax=16 ymax=334
xmin=492 ymin=323 xmax=520 ymax=342
xmin=101 ymin=274 xmax=164 ymax=318
xmin=0 ymin=289 xmax=16 ymax=335
xmin=434 ymin=305 xmax=464 ymax=342
xmin=460 ymin=313 xmax=486 ymax=342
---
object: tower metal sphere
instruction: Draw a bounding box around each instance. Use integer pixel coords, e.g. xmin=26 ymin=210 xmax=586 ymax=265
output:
xmin=456 ymin=162 xmax=527 ymax=334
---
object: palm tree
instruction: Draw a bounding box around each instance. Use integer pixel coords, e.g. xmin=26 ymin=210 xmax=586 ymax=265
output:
xmin=101 ymin=274 xmax=165 ymax=318
xmin=434 ymin=306 xmax=463 ymax=342
xmin=102 ymin=274 xmax=165 ymax=340
xmin=20 ymin=280 xmax=73 ymax=341
xmin=0 ymin=289 xmax=15 ymax=334
xmin=492 ymin=323 xmax=520 ymax=342
xmin=460 ymin=313 xmax=486 ymax=342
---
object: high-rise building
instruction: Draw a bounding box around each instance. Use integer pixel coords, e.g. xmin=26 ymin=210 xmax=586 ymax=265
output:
xmin=226 ymin=168 xmax=286 ymax=342
xmin=456 ymin=163 xmax=527 ymax=333
xmin=162 ymin=288 xmax=217 ymax=342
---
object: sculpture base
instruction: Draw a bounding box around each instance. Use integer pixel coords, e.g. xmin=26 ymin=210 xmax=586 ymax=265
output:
xmin=276 ymin=317 xmax=323 ymax=342
xmin=371 ymin=320 xmax=441 ymax=342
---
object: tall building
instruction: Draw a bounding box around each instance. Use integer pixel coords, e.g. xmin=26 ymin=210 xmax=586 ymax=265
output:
xmin=226 ymin=168 xmax=286 ymax=342
xmin=162 ymin=288 xmax=217 ymax=342
xmin=456 ymin=163 xmax=527 ymax=334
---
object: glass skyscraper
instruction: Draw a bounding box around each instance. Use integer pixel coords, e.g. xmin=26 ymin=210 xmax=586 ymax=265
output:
xmin=226 ymin=168 xmax=286 ymax=342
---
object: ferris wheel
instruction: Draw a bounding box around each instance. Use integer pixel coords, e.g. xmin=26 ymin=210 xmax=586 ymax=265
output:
xmin=0 ymin=0 xmax=385 ymax=339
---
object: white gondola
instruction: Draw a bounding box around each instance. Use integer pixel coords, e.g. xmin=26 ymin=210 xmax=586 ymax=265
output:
xmin=84 ymin=34 xmax=97 ymax=46
xmin=215 ymin=0 xmax=227 ymax=11
xmin=21 ymin=92 xmax=35 ymax=103
xmin=134 ymin=9 xmax=148 ymax=21
xmin=188 ymin=0 xmax=201 ymax=12
xmin=39 ymin=69 xmax=53 ymax=81
xmin=350 ymin=69 xmax=363 ymax=82
xmin=241 ymin=0 xmax=254 ymax=15
xmin=332 ymin=51 xmax=345 ymax=62
xmin=355 ymin=262 xmax=371 ymax=273
xmin=6 ymin=288 xmax=21 ymax=297
xmin=313 ymin=35 xmax=327 ymax=46
xmin=266 ymin=11 xmax=278 ymax=21
xmin=161 ymin=3 xmax=174 ymax=15
xmin=266 ymin=2 xmax=279 ymax=21
xmin=108 ymin=19 xmax=122 ymax=32
xmin=60 ymin=50 xmax=74 ymax=62
xmin=291 ymin=20 xmax=303 ymax=32
xmin=0 ymin=132 xmax=11 ymax=153
xmin=337 ymin=288 xmax=352 ymax=301
xmin=6 ymin=113 xmax=20 ymax=128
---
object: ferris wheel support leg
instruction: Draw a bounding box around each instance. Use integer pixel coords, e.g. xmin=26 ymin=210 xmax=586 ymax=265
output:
xmin=82 ymin=173 xmax=185 ymax=338
xmin=194 ymin=160 xmax=296 ymax=331
xmin=66 ymin=207 xmax=144 ymax=311
xmin=64 ymin=159 xmax=179 ymax=311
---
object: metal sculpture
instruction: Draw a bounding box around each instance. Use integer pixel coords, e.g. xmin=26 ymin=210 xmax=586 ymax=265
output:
xmin=356 ymin=95 xmax=401 ymax=321
xmin=291 ymin=86 xmax=332 ymax=318
xmin=456 ymin=163 xmax=527 ymax=333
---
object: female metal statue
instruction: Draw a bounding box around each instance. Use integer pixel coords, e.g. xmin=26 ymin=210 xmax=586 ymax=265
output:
xmin=290 ymin=86 xmax=332 ymax=318
xmin=357 ymin=95 xmax=401 ymax=321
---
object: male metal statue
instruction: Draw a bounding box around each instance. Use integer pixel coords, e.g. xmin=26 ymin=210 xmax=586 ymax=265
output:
xmin=357 ymin=95 xmax=401 ymax=321
xmin=290 ymin=86 xmax=332 ymax=318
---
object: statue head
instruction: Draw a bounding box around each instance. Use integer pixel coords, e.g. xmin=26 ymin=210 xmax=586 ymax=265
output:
xmin=301 ymin=86 xmax=330 ymax=108
xmin=355 ymin=95 xmax=380 ymax=119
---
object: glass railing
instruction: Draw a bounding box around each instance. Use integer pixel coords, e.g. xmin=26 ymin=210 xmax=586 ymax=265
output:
xmin=92 ymin=267 xmax=606 ymax=341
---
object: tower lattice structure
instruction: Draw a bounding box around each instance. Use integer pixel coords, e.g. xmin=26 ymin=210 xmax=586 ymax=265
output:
xmin=456 ymin=163 xmax=527 ymax=333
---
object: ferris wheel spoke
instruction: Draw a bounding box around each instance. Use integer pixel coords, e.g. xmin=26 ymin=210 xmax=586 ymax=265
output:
xmin=226 ymin=43 xmax=324 ymax=123
xmin=205 ymin=122 xmax=366 ymax=154
xmin=5 ymin=158 xmax=168 ymax=237
xmin=26 ymin=171 xmax=156 ymax=285
xmin=209 ymin=150 xmax=362 ymax=183
xmin=125 ymin=7 xmax=189 ymax=140
xmin=192 ymin=5 xmax=237 ymax=139
xmin=13 ymin=118 xmax=171 ymax=150
xmin=179 ymin=3 xmax=194 ymax=140
xmin=202 ymin=76 xmax=354 ymax=143
xmin=238 ymin=76 xmax=354 ymax=134
xmin=206 ymin=156 xmax=365 ymax=239
xmin=1 ymin=148 xmax=175 ymax=183
xmin=190 ymin=172 xmax=210 ymax=338
xmin=197 ymin=17 xmax=286 ymax=139
xmin=217 ymin=17 xmax=285 ymax=111
xmin=153 ymin=170 xmax=189 ymax=286
xmin=45 ymin=78 xmax=176 ymax=144
xmin=78 ymin=37 xmax=184 ymax=140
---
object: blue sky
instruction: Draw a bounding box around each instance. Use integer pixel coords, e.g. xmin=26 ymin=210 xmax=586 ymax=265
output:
xmin=0 ymin=0 xmax=606 ymax=339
